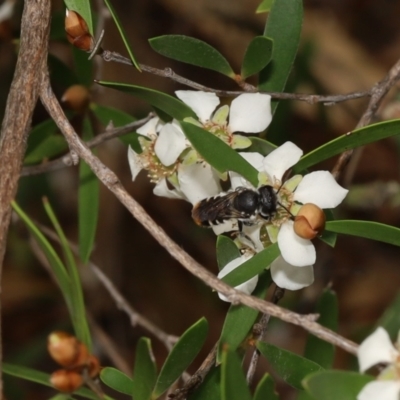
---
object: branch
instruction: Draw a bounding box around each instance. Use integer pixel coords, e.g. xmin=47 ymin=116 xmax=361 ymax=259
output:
xmin=39 ymin=67 xmax=358 ymax=356
xmin=0 ymin=0 xmax=51 ymax=394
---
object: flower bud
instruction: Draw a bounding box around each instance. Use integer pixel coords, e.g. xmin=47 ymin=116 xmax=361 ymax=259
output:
xmin=293 ymin=203 xmax=326 ymax=239
xmin=65 ymin=10 xmax=94 ymax=52
xmin=61 ymin=85 xmax=90 ymax=113
xmin=48 ymin=331 xmax=89 ymax=368
xmin=86 ymin=354 xmax=101 ymax=378
xmin=50 ymin=369 xmax=83 ymax=393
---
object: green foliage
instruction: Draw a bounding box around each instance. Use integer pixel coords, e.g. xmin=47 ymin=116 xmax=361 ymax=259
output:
xmin=100 ymin=367 xmax=134 ymax=395
xmin=256 ymin=0 xmax=275 ymax=14
xmin=253 ymin=374 xmax=279 ymax=400
xmin=377 ymin=292 xmax=400 ymax=340
xmin=216 ymin=236 xmax=241 ymax=271
xmin=241 ymin=36 xmax=273 ymax=79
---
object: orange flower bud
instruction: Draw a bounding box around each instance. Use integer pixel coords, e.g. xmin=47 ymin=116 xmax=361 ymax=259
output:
xmin=50 ymin=369 xmax=84 ymax=393
xmin=61 ymin=85 xmax=90 ymax=113
xmin=86 ymin=354 xmax=101 ymax=378
xmin=293 ymin=203 xmax=326 ymax=239
xmin=65 ymin=10 xmax=94 ymax=52
xmin=48 ymin=331 xmax=89 ymax=368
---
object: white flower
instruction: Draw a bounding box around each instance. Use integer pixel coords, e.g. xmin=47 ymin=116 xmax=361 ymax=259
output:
xmin=217 ymin=254 xmax=258 ymax=302
xmin=357 ymin=327 xmax=400 ymax=400
xmin=175 ymin=90 xmax=272 ymax=149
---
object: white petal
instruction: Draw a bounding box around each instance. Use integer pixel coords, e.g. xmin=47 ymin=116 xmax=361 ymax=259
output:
xmin=211 ymin=220 xmax=239 ymax=235
xmin=153 ymin=179 xmax=184 ymax=200
xmin=241 ymin=224 xmax=264 ymax=252
xmin=229 ymin=93 xmax=272 ymax=133
xmin=178 ymin=162 xmax=222 ymax=205
xmin=175 ymin=90 xmax=220 ymax=123
xmin=154 ymin=123 xmax=187 ymax=166
xmin=294 ymin=171 xmax=349 ymax=208
xmin=357 ymin=381 xmax=400 ymax=400
xmin=358 ymin=327 xmax=397 ymax=372
xmin=127 ymin=146 xmax=143 ymax=181
xmin=270 ymin=257 xmax=314 ymax=290
xmin=136 ymin=117 xmax=161 ymax=137
xmin=217 ymin=254 xmax=258 ymax=302
xmin=277 ymin=221 xmax=316 ymax=267
xmin=229 ymin=152 xmax=265 ymax=189
xmin=263 ymin=142 xmax=303 ymax=181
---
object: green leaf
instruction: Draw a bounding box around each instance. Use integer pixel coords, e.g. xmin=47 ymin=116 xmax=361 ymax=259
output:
xmin=256 ymin=0 xmax=275 ymax=14
xmin=96 ymin=81 xmax=196 ymax=120
xmin=64 ymin=0 xmax=93 ymax=35
xmin=258 ymin=0 xmax=303 ymax=114
xmin=222 ymin=243 xmax=280 ymax=287
xmin=221 ymin=350 xmax=252 ymax=400
xmin=325 ymin=220 xmax=400 ymax=247
xmin=247 ymin=137 xmax=277 ymax=156
xmin=180 ymin=122 xmax=259 ymax=186
xmin=376 ymin=292 xmax=400 ymax=340
xmin=218 ymin=272 xmax=272 ymax=363
xmin=253 ymin=374 xmax=279 ymax=400
xmin=3 ymin=363 xmax=110 ymax=400
xmin=79 ymin=118 xmax=99 ymax=264
xmin=42 ymin=199 xmax=91 ymax=350
xmin=100 ymin=367 xmax=133 ymax=395
xmin=149 ymin=35 xmax=234 ymax=77
xmin=102 ymin=0 xmax=140 ymax=71
xmin=153 ymin=318 xmax=209 ymax=397
xmin=303 ymin=290 xmax=338 ymax=369
xmin=216 ymin=236 xmax=241 ymax=271
xmin=73 ymin=47 xmax=93 ymax=87
xmin=294 ymin=120 xmax=400 ymax=172
xmin=241 ymin=36 xmax=273 ymax=79
xmin=188 ymin=366 xmax=221 ymax=400
xmin=257 ymin=342 xmax=324 ymax=390
xmin=303 ymin=371 xmax=373 ymax=400
xmin=132 ymin=338 xmax=157 ymax=400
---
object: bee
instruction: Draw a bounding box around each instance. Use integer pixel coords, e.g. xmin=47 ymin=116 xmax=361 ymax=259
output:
xmin=192 ymin=185 xmax=278 ymax=229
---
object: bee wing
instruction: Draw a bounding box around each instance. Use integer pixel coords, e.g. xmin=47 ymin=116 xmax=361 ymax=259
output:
xmin=192 ymin=191 xmax=246 ymax=226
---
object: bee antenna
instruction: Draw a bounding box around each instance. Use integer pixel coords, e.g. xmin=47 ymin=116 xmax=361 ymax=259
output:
xmin=277 ymin=201 xmax=294 ymax=220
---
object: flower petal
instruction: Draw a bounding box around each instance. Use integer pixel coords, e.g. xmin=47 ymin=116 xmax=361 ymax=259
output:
xmin=153 ymin=178 xmax=184 ymax=200
xmin=294 ymin=171 xmax=348 ymax=208
xmin=230 ymin=152 xmax=265 ymax=189
xmin=178 ymin=162 xmax=222 ymax=205
xmin=270 ymin=257 xmax=314 ymax=290
xmin=357 ymin=381 xmax=400 ymax=400
xmin=175 ymin=90 xmax=220 ymax=123
xmin=217 ymin=254 xmax=258 ymax=302
xmin=127 ymin=146 xmax=143 ymax=181
xmin=241 ymin=224 xmax=264 ymax=252
xmin=136 ymin=116 xmax=161 ymax=137
xmin=229 ymin=93 xmax=272 ymax=133
xmin=154 ymin=123 xmax=187 ymax=166
xmin=277 ymin=220 xmax=316 ymax=267
xmin=263 ymin=142 xmax=303 ymax=182
xmin=358 ymin=327 xmax=397 ymax=372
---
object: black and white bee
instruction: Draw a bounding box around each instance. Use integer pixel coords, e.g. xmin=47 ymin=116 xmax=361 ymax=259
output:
xmin=192 ymin=185 xmax=278 ymax=229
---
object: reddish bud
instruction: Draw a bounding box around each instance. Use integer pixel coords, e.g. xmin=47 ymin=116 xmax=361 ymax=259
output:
xmin=50 ymin=369 xmax=83 ymax=393
xmin=61 ymin=85 xmax=90 ymax=113
xmin=65 ymin=10 xmax=94 ymax=52
xmin=293 ymin=203 xmax=326 ymax=239
xmin=86 ymin=355 xmax=101 ymax=378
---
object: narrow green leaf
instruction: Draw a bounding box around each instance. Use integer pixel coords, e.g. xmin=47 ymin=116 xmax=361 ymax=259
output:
xmin=102 ymin=0 xmax=140 ymax=71
xmin=294 ymin=120 xmax=400 ymax=172
xmin=256 ymin=0 xmax=275 ymax=14
xmin=180 ymin=122 xmax=259 ymax=186
xmin=241 ymin=36 xmax=273 ymax=79
xmin=377 ymin=292 xmax=400 ymax=340
xmin=218 ymin=272 xmax=272 ymax=363
xmin=64 ymin=0 xmax=93 ymax=35
xmin=132 ymin=338 xmax=157 ymax=400
xmin=325 ymin=220 xmax=400 ymax=247
xmin=303 ymin=371 xmax=373 ymax=400
xmin=100 ymin=367 xmax=133 ymax=395
xmin=221 ymin=350 xmax=252 ymax=400
xmin=3 ymin=363 xmax=111 ymax=400
xmin=303 ymin=290 xmax=338 ymax=369
xmin=79 ymin=118 xmax=99 ymax=264
xmin=258 ymin=0 xmax=303 ymax=114
xmin=257 ymin=342 xmax=324 ymax=390
xmin=153 ymin=318 xmax=209 ymax=397
xmin=188 ymin=366 xmax=221 ymax=400
xmin=96 ymin=81 xmax=196 ymax=120
xmin=11 ymin=202 xmax=72 ymax=315
xmin=247 ymin=137 xmax=277 ymax=156
xmin=43 ymin=199 xmax=91 ymax=350
xmin=222 ymin=243 xmax=280 ymax=287
xmin=149 ymin=35 xmax=234 ymax=77
xmin=216 ymin=236 xmax=241 ymax=271
xmin=253 ymin=374 xmax=279 ymax=400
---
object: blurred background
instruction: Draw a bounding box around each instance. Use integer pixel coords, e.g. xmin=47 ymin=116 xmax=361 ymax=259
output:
xmin=2 ymin=0 xmax=400 ymax=398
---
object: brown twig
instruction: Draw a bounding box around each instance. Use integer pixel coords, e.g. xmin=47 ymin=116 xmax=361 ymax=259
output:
xmin=0 ymin=0 xmax=51 ymax=394
xmin=38 ymin=65 xmax=359 ymax=357
xmin=99 ymin=50 xmax=371 ymax=105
